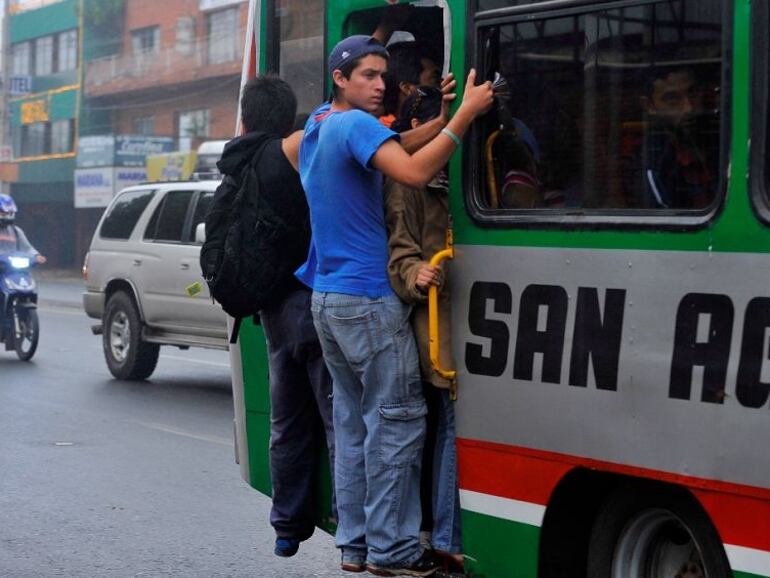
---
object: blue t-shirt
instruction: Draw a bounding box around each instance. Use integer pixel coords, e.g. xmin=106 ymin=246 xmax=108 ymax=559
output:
xmin=296 ymin=102 xmax=399 ymax=297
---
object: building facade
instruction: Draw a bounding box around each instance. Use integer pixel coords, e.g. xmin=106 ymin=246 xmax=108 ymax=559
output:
xmin=6 ymin=0 xmax=80 ymax=266
xmin=2 ymin=0 xmax=248 ymax=268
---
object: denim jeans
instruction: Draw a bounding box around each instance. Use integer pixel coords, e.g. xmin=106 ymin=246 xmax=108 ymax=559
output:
xmin=311 ymin=291 xmax=426 ymax=568
xmin=261 ymin=287 xmax=335 ymax=541
xmin=429 ymin=387 xmax=462 ymax=553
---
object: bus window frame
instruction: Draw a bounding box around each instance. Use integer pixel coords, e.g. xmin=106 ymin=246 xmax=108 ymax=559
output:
xmin=750 ymin=0 xmax=770 ymax=224
xmin=465 ymin=0 xmax=732 ymax=231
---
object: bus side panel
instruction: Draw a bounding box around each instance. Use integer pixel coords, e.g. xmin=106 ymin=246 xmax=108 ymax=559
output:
xmin=239 ymin=318 xmax=272 ymax=495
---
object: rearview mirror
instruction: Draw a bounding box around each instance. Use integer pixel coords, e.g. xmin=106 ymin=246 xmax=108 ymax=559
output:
xmin=195 ymin=222 xmax=206 ymax=244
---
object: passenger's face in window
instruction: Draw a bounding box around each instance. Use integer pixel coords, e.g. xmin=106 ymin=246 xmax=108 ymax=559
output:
xmin=418 ymin=58 xmax=441 ymax=88
xmin=335 ymin=54 xmax=388 ymax=114
xmin=643 ymin=71 xmax=703 ymax=129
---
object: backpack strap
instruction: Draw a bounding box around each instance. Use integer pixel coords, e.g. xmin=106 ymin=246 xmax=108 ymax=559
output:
xmin=229 ymin=317 xmax=242 ymax=344
xmin=228 ymin=313 xmax=261 ymax=345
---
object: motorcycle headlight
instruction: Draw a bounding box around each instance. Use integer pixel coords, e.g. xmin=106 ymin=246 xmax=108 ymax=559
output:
xmin=9 ymin=256 xmax=30 ymax=269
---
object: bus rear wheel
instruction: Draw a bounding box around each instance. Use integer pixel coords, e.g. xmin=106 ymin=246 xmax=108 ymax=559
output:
xmin=587 ymin=484 xmax=731 ymax=578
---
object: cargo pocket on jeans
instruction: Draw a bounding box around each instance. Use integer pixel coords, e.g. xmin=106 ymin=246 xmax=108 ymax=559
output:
xmin=378 ymin=400 xmax=427 ymax=467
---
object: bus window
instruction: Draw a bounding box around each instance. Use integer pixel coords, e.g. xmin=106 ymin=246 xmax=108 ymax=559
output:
xmin=474 ymin=0 xmax=724 ymax=217
xmin=268 ymin=0 xmax=325 ymax=117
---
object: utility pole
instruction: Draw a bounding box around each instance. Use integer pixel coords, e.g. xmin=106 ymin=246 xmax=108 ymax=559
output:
xmin=1 ymin=0 xmax=10 ymax=194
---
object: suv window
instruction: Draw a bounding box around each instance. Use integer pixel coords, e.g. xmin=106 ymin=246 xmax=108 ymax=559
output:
xmin=191 ymin=191 xmax=214 ymax=233
xmin=144 ymin=190 xmax=193 ymax=243
xmin=99 ymin=189 xmax=155 ymax=240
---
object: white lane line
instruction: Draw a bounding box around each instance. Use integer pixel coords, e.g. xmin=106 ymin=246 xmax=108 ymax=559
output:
xmin=38 ymin=305 xmax=84 ymax=316
xmin=159 ymin=354 xmax=230 ymax=368
xmin=131 ymin=420 xmax=232 ymax=447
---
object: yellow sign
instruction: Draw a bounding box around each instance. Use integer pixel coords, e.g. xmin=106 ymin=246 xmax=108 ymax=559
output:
xmin=146 ymin=151 xmax=197 ymax=182
xmin=21 ymin=99 xmax=49 ymax=124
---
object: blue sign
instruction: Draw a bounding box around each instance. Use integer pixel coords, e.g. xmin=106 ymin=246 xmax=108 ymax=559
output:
xmin=9 ymin=75 xmax=32 ymax=96
xmin=115 ymin=136 xmax=174 ymax=167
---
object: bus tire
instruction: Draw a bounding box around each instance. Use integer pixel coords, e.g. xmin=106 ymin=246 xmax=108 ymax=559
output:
xmin=103 ymin=291 xmax=159 ymax=380
xmin=587 ymin=483 xmax=731 ymax=578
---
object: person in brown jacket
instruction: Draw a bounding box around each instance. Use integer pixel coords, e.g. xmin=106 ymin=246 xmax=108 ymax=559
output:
xmin=384 ymin=86 xmax=462 ymax=570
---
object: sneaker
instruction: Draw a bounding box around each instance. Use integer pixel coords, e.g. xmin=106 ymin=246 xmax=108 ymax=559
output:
xmin=366 ymin=550 xmax=441 ymax=577
xmin=274 ymin=537 xmax=300 ymax=557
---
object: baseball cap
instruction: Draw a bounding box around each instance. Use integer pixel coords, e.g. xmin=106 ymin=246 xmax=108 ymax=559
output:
xmin=328 ymin=35 xmax=388 ymax=76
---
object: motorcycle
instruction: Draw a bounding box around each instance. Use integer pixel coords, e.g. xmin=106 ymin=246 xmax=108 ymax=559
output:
xmin=0 ymin=253 xmax=39 ymax=361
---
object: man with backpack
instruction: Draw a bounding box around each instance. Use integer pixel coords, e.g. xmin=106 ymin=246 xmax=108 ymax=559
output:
xmin=202 ymin=75 xmax=334 ymax=559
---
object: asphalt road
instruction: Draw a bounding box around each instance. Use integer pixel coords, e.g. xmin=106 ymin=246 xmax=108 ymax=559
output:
xmin=0 ymin=279 xmax=344 ymax=578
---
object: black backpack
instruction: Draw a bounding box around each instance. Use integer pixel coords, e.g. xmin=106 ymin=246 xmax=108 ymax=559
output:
xmin=200 ymin=142 xmax=306 ymax=343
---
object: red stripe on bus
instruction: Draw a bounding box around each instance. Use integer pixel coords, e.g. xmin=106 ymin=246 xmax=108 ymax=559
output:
xmin=457 ymin=437 xmax=770 ymax=552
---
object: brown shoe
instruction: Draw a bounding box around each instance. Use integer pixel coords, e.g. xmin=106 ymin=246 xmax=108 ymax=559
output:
xmin=365 ymin=550 xmax=440 ymax=577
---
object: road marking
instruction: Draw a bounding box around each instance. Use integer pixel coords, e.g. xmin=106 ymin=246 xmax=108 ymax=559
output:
xmin=159 ymin=354 xmax=230 ymax=368
xmin=131 ymin=420 xmax=232 ymax=447
xmin=38 ymin=305 xmax=83 ymax=316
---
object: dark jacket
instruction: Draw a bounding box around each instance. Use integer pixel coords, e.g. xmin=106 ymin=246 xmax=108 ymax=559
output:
xmin=216 ymin=131 xmax=310 ymax=301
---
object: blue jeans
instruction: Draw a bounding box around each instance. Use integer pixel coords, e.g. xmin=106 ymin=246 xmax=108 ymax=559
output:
xmin=429 ymin=387 xmax=462 ymax=553
xmin=311 ymin=292 xmax=426 ymax=568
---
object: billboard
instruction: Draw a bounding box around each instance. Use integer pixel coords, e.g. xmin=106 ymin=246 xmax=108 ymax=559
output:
xmin=77 ymin=135 xmax=174 ymax=168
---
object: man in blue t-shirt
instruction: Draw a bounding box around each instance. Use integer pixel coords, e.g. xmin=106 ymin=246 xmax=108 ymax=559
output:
xmin=297 ymin=35 xmax=492 ymax=576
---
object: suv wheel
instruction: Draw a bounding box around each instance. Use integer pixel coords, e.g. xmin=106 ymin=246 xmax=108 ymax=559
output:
xmin=103 ymin=291 xmax=160 ymax=380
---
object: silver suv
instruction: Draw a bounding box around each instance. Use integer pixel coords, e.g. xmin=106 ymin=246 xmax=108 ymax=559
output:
xmin=83 ymin=181 xmax=227 ymax=380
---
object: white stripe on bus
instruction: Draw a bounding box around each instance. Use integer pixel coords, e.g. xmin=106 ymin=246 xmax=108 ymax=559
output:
xmin=460 ymin=490 xmax=770 ymax=576
xmin=725 ymin=544 xmax=770 ymax=577
xmin=459 ymin=489 xmax=545 ymax=527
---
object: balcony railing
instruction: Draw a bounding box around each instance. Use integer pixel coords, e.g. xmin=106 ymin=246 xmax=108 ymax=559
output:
xmin=85 ymin=32 xmax=244 ymax=95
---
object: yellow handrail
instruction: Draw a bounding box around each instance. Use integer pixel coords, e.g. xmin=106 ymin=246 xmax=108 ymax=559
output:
xmin=428 ymin=228 xmax=457 ymax=399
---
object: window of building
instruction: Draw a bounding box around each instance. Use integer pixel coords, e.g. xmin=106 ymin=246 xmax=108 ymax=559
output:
xmin=473 ymin=0 xmax=724 ymax=219
xmin=175 ymin=16 xmax=196 ymax=55
xmin=100 ymin=190 xmax=156 ymax=240
xmin=131 ymin=26 xmax=160 ymax=55
xmin=12 ymin=42 xmax=31 ymax=76
xmin=133 ymin=116 xmax=155 ymax=136
xmin=34 ymin=36 xmax=54 ymax=76
xmin=51 ymin=119 xmax=74 ymax=154
xmin=57 ymin=30 xmax=78 ymax=72
xmin=177 ymin=109 xmax=210 ymax=151
xmin=22 ymin=122 xmax=48 ymax=157
xmin=269 ymin=0 xmax=324 ymax=117
xmin=208 ymin=7 xmax=238 ymax=64
xmin=144 ymin=191 xmax=193 ymax=243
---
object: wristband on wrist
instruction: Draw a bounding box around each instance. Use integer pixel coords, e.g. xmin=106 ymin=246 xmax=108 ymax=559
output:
xmin=441 ymin=127 xmax=462 ymax=147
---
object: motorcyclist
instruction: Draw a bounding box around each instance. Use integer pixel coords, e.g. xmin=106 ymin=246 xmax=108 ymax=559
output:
xmin=0 ymin=194 xmax=46 ymax=264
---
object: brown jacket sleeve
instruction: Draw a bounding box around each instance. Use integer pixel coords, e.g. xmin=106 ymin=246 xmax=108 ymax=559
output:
xmin=385 ymin=180 xmax=428 ymax=305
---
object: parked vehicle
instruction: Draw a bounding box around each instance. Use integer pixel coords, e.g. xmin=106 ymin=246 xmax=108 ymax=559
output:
xmin=83 ymin=181 xmax=227 ymax=380
xmin=0 ymin=253 xmax=39 ymax=361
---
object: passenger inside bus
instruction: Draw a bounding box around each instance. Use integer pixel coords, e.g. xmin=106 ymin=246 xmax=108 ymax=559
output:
xmin=381 ymin=41 xmax=442 ymax=127
xmin=625 ymin=65 xmax=720 ymax=209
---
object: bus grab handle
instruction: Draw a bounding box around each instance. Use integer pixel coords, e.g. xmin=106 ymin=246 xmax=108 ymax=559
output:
xmin=428 ymin=228 xmax=457 ymax=400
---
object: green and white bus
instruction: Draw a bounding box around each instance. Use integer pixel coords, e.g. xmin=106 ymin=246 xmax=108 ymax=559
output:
xmin=230 ymin=1 xmax=770 ymax=576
